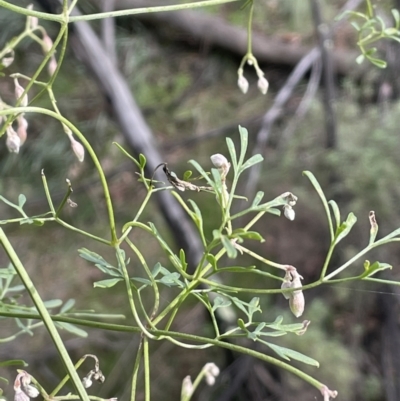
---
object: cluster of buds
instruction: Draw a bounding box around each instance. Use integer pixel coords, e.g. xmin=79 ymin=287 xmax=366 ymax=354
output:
xmin=280 ymin=192 xmax=298 ymax=221
xmin=321 ymin=385 xmax=338 ymax=400
xmin=14 ymin=371 xmax=39 ymax=401
xmin=281 ymin=265 xmax=305 ymax=318
xmin=81 ymin=354 xmax=105 ymax=389
xmin=181 ymin=363 xmax=220 ymax=400
xmin=237 ymin=56 xmax=269 ymax=95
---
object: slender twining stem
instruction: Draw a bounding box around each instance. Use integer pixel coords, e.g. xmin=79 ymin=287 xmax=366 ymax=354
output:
xmin=143 ymin=337 xmax=150 ymax=401
xmin=131 ymin=339 xmax=143 ymax=401
xmin=0 ymin=228 xmax=90 ymax=401
xmin=0 ymin=0 xmax=241 ymax=23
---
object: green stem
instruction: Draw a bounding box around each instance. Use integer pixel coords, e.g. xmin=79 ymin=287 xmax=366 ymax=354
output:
xmin=143 ymin=337 xmax=150 ymax=401
xmin=246 ymin=1 xmax=254 ymax=54
xmin=131 ymin=339 xmax=143 ymax=401
xmin=319 ymin=242 xmax=335 ymax=279
xmin=0 ymin=228 xmax=90 ymax=401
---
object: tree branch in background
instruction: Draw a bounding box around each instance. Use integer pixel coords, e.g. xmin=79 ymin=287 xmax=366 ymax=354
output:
xmin=101 ymin=0 xmax=117 ymax=65
xmin=110 ymin=0 xmax=363 ymax=75
xmin=311 ymin=0 xmax=337 ymax=149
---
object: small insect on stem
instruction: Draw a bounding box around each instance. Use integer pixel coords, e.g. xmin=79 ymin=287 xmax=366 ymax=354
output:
xmin=150 ymin=163 xmax=210 ymax=192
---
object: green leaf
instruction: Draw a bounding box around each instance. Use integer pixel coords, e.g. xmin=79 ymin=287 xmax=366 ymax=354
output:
xmin=18 ymin=194 xmax=26 ymax=208
xmin=254 ymin=322 xmax=266 ymax=333
xmin=179 ymin=249 xmax=187 ymax=272
xmin=248 ymin=297 xmax=261 ymax=319
xmin=0 ymin=359 xmax=27 ymax=368
xmin=232 ymin=230 xmax=264 ymax=242
xmin=188 ymin=160 xmax=215 ymax=189
xmin=238 ymin=126 xmax=249 ymax=164
xmin=43 ymin=299 xmax=63 ymax=309
xmin=303 ymin=171 xmax=334 ymax=240
xmin=55 ymin=322 xmax=88 ymax=338
xmin=159 ymin=272 xmax=183 ymax=287
xmin=131 ymin=277 xmax=151 ymax=286
xmin=188 ymin=199 xmax=203 ymax=230
xmin=328 ymin=200 xmax=341 ymax=230
xmin=183 ymin=170 xmax=193 ymax=181
xmin=392 ymin=8 xmax=400 ymax=29
xmin=252 ymin=191 xmax=264 ymax=207
xmin=264 ymin=342 xmax=319 ymax=366
xmin=221 ymin=235 xmax=237 ymax=258
xmin=226 ymin=137 xmax=238 ymax=171
xmin=139 ymin=154 xmax=146 ymax=169
xmin=113 ymin=142 xmax=141 ymax=169
xmin=335 ymin=212 xmax=357 ymax=244
xmin=60 ymin=299 xmax=75 ymax=314
xmin=152 ymin=262 xmax=162 ymax=278
xmin=240 ymin=154 xmax=264 ymax=172
xmin=206 ymin=254 xmax=217 ymax=271
xmin=237 ymin=318 xmax=247 ymax=330
xmin=93 ymin=278 xmax=123 ymax=288
xmin=361 ymin=260 xmax=392 ymax=278
xmin=356 ymin=54 xmax=365 ymax=64
xmin=369 ymin=57 xmax=387 ymax=69
xmin=350 ymin=21 xmax=360 ymax=31
xmin=212 ymin=296 xmax=232 ymax=311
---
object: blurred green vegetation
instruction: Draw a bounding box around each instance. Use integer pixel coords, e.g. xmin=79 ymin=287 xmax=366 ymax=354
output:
xmin=2 ymin=0 xmax=400 ymax=400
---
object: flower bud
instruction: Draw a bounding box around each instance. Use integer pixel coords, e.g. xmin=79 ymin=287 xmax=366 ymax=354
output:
xmin=1 ymin=50 xmax=14 ymax=68
xmin=27 ymin=5 xmax=38 ymax=29
xmin=14 ymin=78 xmax=28 ymax=107
xmin=283 ymin=204 xmax=295 ymax=221
xmin=67 ymin=132 xmax=85 ymax=162
xmin=48 ymin=56 xmax=57 ymax=76
xmin=257 ymin=76 xmax=269 ymax=95
xmin=321 ymin=385 xmax=338 ymax=401
xmin=6 ymin=125 xmax=20 ymax=153
xmin=181 ymin=376 xmax=193 ymax=398
xmin=82 ymin=377 xmax=92 ymax=389
xmin=17 ymin=115 xmax=28 ymax=145
xmin=41 ymin=33 xmax=53 ymax=54
xmin=204 ymin=362 xmax=220 ymax=386
xmin=237 ymin=74 xmax=249 ymax=94
xmin=289 ymin=290 xmax=305 ymax=317
xmin=210 ymin=153 xmax=230 ymax=178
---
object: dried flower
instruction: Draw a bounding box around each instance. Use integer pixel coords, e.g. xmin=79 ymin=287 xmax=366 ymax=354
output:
xmin=181 ymin=376 xmax=193 ymax=398
xmin=14 ymin=78 xmax=28 ymax=107
xmin=257 ymin=76 xmax=269 ymax=95
xmin=6 ymin=125 xmax=21 ymax=153
xmin=204 ymin=362 xmax=220 ymax=386
xmin=237 ymin=73 xmax=249 ymax=94
xmin=17 ymin=114 xmax=28 ymax=145
xmin=48 ymin=56 xmax=57 ymax=76
xmin=67 ymin=132 xmax=85 ymax=162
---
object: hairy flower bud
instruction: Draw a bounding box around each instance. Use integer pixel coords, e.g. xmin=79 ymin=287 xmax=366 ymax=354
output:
xmin=289 ymin=290 xmax=305 ymax=317
xmin=6 ymin=125 xmax=20 ymax=153
xmin=204 ymin=362 xmax=220 ymax=386
xmin=14 ymin=371 xmax=39 ymax=401
xmin=237 ymin=73 xmax=249 ymax=94
xmin=257 ymin=76 xmax=269 ymax=95
xmin=14 ymin=78 xmax=28 ymax=107
xmin=1 ymin=50 xmax=14 ymax=68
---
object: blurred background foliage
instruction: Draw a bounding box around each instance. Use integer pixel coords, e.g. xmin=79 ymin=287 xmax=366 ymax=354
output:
xmin=1 ymin=0 xmax=400 ymax=400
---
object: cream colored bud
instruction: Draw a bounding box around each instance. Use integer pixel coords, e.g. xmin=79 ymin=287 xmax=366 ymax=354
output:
xmin=6 ymin=125 xmax=20 ymax=153
xmin=204 ymin=362 xmax=219 ymax=386
xmin=237 ymin=74 xmax=249 ymax=94
xmin=257 ymin=76 xmax=269 ymax=95
xmin=42 ymin=33 xmax=53 ymax=54
xmin=289 ymin=291 xmax=305 ymax=317
xmin=284 ymin=205 xmax=295 ymax=221
xmin=48 ymin=56 xmax=57 ymax=76
xmin=14 ymin=78 xmax=28 ymax=107
xmin=17 ymin=115 xmax=28 ymax=145
xmin=82 ymin=377 xmax=92 ymax=389
xmin=67 ymin=133 xmax=85 ymax=162
xmin=321 ymin=385 xmax=338 ymax=401
xmin=211 ymin=153 xmax=230 ymax=179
